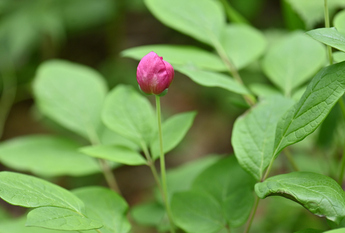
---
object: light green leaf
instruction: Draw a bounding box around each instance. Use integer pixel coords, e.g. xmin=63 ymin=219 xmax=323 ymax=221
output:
xmin=334 ymin=51 xmax=345 ymax=63
xmin=144 ymin=0 xmax=225 ymax=45
xmin=220 ymin=24 xmax=266 ymax=70
xmin=131 ymin=202 xmax=165 ymax=227
xmin=262 ymin=31 xmax=325 ymax=96
xmin=26 ymin=207 xmax=102 ymax=231
xmin=0 ymin=172 xmax=84 ymax=212
xmin=80 ymin=145 xmax=146 ymax=166
xmin=73 ymin=187 xmax=131 ymax=233
xmin=0 ymin=135 xmax=100 ymax=177
xmin=102 ymin=85 xmax=155 ymax=147
xmin=232 ymin=96 xmax=294 ymax=180
xmin=150 ymin=111 xmax=197 ymax=160
xmin=121 ymin=45 xmax=226 ymax=71
xmin=171 ymin=191 xmax=225 ymax=233
xmin=0 ymin=217 xmax=78 ymax=233
xmin=307 ymin=27 xmax=345 ymax=53
xmin=192 ymin=156 xmax=256 ymax=227
xmin=255 ymin=172 xmax=345 ymax=224
xmin=176 ymin=66 xmax=249 ymax=95
xmin=334 ymin=10 xmax=345 ymax=36
xmin=274 ymin=61 xmax=345 ymax=156
xmin=248 ymin=83 xmax=282 ymax=97
xmin=325 ymin=228 xmax=345 ymax=233
xmin=286 ymin=0 xmax=345 ymax=29
xmin=33 ymin=60 xmax=107 ymax=140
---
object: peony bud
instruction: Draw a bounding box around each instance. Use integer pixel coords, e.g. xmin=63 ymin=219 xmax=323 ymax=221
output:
xmin=136 ymin=51 xmax=174 ymax=95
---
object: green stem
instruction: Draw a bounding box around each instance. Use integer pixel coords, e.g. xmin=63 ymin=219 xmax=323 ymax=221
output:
xmin=324 ymin=0 xmax=333 ymax=65
xmin=155 ymin=95 xmax=175 ymax=233
xmin=243 ymin=196 xmax=260 ymax=233
xmin=284 ymin=148 xmax=299 ymax=171
xmin=338 ymin=146 xmax=345 ymax=185
xmin=219 ymin=0 xmax=249 ymax=24
xmin=0 ymin=62 xmax=16 ymax=140
xmin=212 ymin=39 xmax=256 ymax=106
xmin=98 ymin=159 xmax=121 ymax=194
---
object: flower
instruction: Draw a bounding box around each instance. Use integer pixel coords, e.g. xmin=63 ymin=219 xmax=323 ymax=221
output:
xmin=136 ymin=51 xmax=174 ymax=95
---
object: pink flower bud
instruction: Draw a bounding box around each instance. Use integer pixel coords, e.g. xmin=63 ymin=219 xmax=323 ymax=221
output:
xmin=136 ymin=52 xmax=174 ymax=95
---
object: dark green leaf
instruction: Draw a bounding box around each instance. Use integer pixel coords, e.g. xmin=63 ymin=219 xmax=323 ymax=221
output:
xmin=192 ymin=156 xmax=256 ymax=227
xmin=255 ymin=172 xmax=345 ymax=224
xmin=171 ymin=191 xmax=225 ymax=233
xmin=232 ymin=96 xmax=295 ymax=180
xmin=33 ymin=60 xmax=107 ymax=141
xmin=131 ymin=202 xmax=165 ymax=227
xmin=144 ymin=0 xmax=225 ymax=45
xmin=274 ymin=61 xmax=345 ymax=156
xmin=121 ymin=45 xmax=226 ymax=71
xmin=0 ymin=135 xmax=100 ymax=177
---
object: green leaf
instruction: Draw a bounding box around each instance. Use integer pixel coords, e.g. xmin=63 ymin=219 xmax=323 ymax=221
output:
xmin=324 ymin=228 xmax=345 ymax=233
xmin=307 ymin=27 xmax=345 ymax=53
xmin=262 ymin=31 xmax=325 ymax=96
xmin=0 ymin=172 xmax=84 ymax=212
xmin=73 ymin=187 xmax=131 ymax=233
xmin=121 ymin=45 xmax=226 ymax=71
xmin=171 ymin=191 xmax=225 ymax=233
xmin=131 ymin=202 xmax=165 ymax=227
xmin=80 ymin=145 xmax=146 ymax=166
xmin=176 ymin=66 xmax=250 ymax=95
xmin=232 ymin=96 xmax=295 ymax=180
xmin=274 ymin=61 xmax=345 ymax=156
xmin=0 ymin=135 xmax=100 ymax=177
xmin=294 ymin=229 xmax=323 ymax=233
xmin=255 ymin=172 xmax=345 ymax=224
xmin=0 ymin=217 xmax=78 ymax=233
xmin=192 ymin=156 xmax=256 ymax=227
xmin=220 ymin=24 xmax=266 ymax=70
xmin=26 ymin=207 xmax=102 ymax=231
xmin=286 ymin=0 xmax=345 ymax=29
xmin=102 ymin=85 xmax=155 ymax=147
xmin=248 ymin=83 xmax=282 ymax=97
xmin=144 ymin=0 xmax=225 ymax=45
xmin=334 ymin=51 xmax=345 ymax=63
xmin=33 ymin=60 xmax=107 ymax=141
xmin=150 ymin=111 xmax=197 ymax=160
xmin=334 ymin=10 xmax=345 ymax=36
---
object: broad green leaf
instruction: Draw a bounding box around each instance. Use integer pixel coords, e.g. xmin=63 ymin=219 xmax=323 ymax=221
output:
xmin=0 ymin=135 xmax=100 ymax=177
xmin=334 ymin=10 xmax=345 ymax=36
xmin=144 ymin=0 xmax=225 ymax=45
xmin=121 ymin=45 xmax=226 ymax=71
xmin=33 ymin=60 xmax=107 ymax=141
xmin=166 ymin=155 xmax=220 ymax=199
xmin=176 ymin=66 xmax=249 ymax=95
xmin=73 ymin=187 xmax=131 ymax=233
xmin=102 ymin=85 xmax=155 ymax=147
xmin=325 ymin=228 xmax=345 ymax=233
xmin=0 ymin=172 xmax=84 ymax=212
xmin=248 ymin=83 xmax=282 ymax=97
xmin=0 ymin=217 xmax=78 ymax=233
xmin=232 ymin=96 xmax=295 ymax=180
xmin=171 ymin=191 xmax=225 ymax=233
xmin=80 ymin=145 xmax=146 ymax=166
xmin=286 ymin=0 xmax=345 ymax=29
xmin=262 ymin=31 xmax=325 ymax=96
xmin=98 ymin=125 xmax=139 ymax=150
xmin=307 ymin=27 xmax=345 ymax=53
xmin=26 ymin=207 xmax=102 ymax=231
xmin=192 ymin=156 xmax=256 ymax=227
xmin=220 ymin=24 xmax=266 ymax=70
xmin=255 ymin=172 xmax=345 ymax=224
xmin=150 ymin=111 xmax=197 ymax=159
xmin=274 ymin=61 xmax=345 ymax=156
xmin=131 ymin=202 xmax=165 ymax=227
xmin=334 ymin=51 xmax=345 ymax=63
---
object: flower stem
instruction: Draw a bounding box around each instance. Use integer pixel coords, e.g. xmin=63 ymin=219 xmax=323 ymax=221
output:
xmin=98 ymin=158 xmax=121 ymax=194
xmin=155 ymin=95 xmax=175 ymax=233
xmin=243 ymin=196 xmax=260 ymax=233
xmin=324 ymin=0 xmax=333 ymax=65
xmin=338 ymin=146 xmax=345 ymax=186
